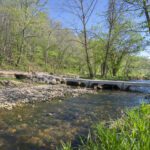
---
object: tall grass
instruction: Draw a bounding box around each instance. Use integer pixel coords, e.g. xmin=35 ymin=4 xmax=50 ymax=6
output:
xmin=62 ymin=104 xmax=150 ymax=150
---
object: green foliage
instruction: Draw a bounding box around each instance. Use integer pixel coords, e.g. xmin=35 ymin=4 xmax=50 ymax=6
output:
xmin=60 ymin=141 xmax=72 ymax=150
xmin=0 ymin=0 xmax=149 ymax=78
xmin=62 ymin=104 xmax=150 ymax=150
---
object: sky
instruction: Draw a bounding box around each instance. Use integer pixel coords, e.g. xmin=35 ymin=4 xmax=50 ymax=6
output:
xmin=48 ymin=0 xmax=108 ymax=29
xmin=46 ymin=0 xmax=150 ymax=58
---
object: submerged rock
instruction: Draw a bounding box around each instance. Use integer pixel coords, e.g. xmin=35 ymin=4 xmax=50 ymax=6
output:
xmin=145 ymin=94 xmax=150 ymax=99
xmin=45 ymin=113 xmax=54 ymax=116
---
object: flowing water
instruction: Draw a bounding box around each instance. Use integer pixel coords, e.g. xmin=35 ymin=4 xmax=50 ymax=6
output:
xmin=129 ymin=80 xmax=150 ymax=93
xmin=0 ymin=90 xmax=150 ymax=150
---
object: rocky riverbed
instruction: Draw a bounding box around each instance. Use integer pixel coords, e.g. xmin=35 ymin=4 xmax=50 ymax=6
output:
xmin=1 ymin=71 xmax=149 ymax=110
xmin=0 ymin=82 xmax=96 ymax=110
xmin=0 ymin=71 xmax=97 ymax=109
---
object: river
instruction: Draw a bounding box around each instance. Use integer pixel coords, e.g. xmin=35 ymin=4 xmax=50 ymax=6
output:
xmin=129 ymin=80 xmax=150 ymax=93
xmin=0 ymin=84 xmax=150 ymax=150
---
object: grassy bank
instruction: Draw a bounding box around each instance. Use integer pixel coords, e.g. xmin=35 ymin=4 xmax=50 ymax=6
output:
xmin=62 ymin=104 xmax=150 ymax=150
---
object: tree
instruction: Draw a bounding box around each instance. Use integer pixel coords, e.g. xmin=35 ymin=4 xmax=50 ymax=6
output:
xmin=101 ymin=0 xmax=123 ymax=77
xmin=100 ymin=0 xmax=144 ymax=77
xmin=0 ymin=0 xmax=49 ymax=69
xmin=109 ymin=31 xmax=144 ymax=76
xmin=63 ymin=0 xmax=98 ymax=78
xmin=123 ymin=0 xmax=150 ymax=33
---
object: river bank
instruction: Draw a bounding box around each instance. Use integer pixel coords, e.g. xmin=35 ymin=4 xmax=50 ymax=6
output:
xmin=0 ymin=81 xmax=96 ymax=110
xmin=0 ymin=71 xmax=150 ymax=110
xmin=63 ymin=104 xmax=150 ymax=150
xmin=0 ymin=80 xmax=96 ymax=110
xmin=0 ymin=71 xmax=97 ymax=109
xmin=0 ymin=90 xmax=148 ymax=150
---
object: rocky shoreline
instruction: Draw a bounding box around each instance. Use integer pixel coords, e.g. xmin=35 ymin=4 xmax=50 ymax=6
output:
xmin=0 ymin=71 xmax=97 ymax=110
xmin=1 ymin=71 xmax=149 ymax=110
xmin=0 ymin=83 xmax=96 ymax=110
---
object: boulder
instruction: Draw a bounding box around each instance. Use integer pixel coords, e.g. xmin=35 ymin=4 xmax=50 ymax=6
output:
xmin=66 ymin=81 xmax=80 ymax=86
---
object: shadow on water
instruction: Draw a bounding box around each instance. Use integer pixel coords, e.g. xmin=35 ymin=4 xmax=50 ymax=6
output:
xmin=0 ymin=133 xmax=48 ymax=150
xmin=0 ymin=91 xmax=150 ymax=150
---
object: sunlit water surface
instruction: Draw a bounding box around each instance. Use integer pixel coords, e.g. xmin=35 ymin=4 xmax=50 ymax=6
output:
xmin=0 ymin=90 xmax=149 ymax=150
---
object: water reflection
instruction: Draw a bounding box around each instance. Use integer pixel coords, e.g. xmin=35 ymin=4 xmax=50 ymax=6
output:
xmin=0 ymin=91 xmax=149 ymax=150
xmin=130 ymin=80 xmax=150 ymax=93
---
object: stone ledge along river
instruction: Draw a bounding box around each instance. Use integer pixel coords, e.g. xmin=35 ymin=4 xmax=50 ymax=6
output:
xmin=0 ymin=89 xmax=150 ymax=150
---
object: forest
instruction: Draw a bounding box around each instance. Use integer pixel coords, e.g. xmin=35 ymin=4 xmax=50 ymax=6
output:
xmin=0 ymin=0 xmax=150 ymax=79
xmin=0 ymin=1 xmax=150 ymax=150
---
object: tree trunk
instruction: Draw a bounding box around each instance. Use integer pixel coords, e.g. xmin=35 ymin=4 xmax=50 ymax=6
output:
xmin=80 ymin=1 xmax=93 ymax=78
xmin=112 ymin=68 xmax=117 ymax=76
xmin=83 ymin=23 xmax=94 ymax=78
xmin=102 ymin=26 xmax=112 ymax=77
xmin=16 ymin=29 xmax=25 ymax=67
xmin=143 ymin=0 xmax=150 ymax=33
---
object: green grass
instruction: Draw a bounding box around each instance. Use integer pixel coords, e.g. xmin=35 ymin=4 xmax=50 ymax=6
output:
xmin=62 ymin=104 xmax=150 ymax=150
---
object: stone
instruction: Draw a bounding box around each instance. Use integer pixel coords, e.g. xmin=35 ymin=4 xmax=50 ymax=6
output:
xmin=61 ymin=78 xmax=66 ymax=84
xmin=145 ymin=94 xmax=150 ymax=99
xmin=50 ymin=79 xmax=57 ymax=85
xmin=66 ymin=81 xmax=80 ymax=86
xmin=0 ymin=83 xmax=96 ymax=110
xmin=46 ymin=113 xmax=53 ymax=116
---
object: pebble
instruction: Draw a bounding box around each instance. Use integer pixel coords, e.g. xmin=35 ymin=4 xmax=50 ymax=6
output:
xmin=0 ymin=84 xmax=96 ymax=110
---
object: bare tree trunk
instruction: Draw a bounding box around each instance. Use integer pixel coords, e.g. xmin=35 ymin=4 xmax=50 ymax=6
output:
xmin=143 ymin=0 xmax=150 ymax=33
xmin=102 ymin=26 xmax=112 ymax=77
xmin=63 ymin=0 xmax=97 ymax=78
xmin=101 ymin=0 xmax=116 ymax=77
xmin=16 ymin=29 xmax=25 ymax=66
xmin=82 ymin=12 xmax=94 ymax=78
xmin=44 ymin=31 xmax=52 ymax=70
xmin=80 ymin=0 xmax=94 ymax=78
xmin=124 ymin=0 xmax=150 ymax=33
